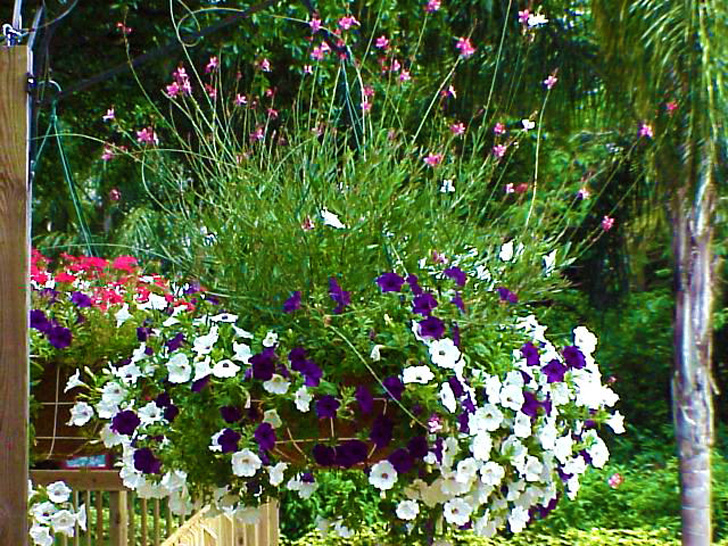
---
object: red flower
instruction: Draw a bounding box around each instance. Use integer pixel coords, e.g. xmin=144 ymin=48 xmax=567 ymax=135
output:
xmin=112 ymin=256 xmax=138 ymax=273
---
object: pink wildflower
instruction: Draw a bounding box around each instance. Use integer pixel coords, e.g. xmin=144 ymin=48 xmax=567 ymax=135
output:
xmin=136 ymin=127 xmax=158 ymax=145
xmin=165 ymin=81 xmax=181 ymax=98
xmin=109 ymin=188 xmax=121 ymax=202
xmin=543 ymin=74 xmax=558 ymax=90
xmin=101 ymin=145 xmax=115 ymax=162
xmin=504 ymin=183 xmax=515 ymax=194
xmin=361 ymin=100 xmax=372 ymax=112
xmin=492 ymin=144 xmax=507 ymax=158
xmin=205 ymin=84 xmax=217 ymax=100
xmin=518 ymin=9 xmax=530 ymax=25
xmin=115 ymin=22 xmax=132 ymax=35
xmin=493 ymin=122 xmax=506 ymax=135
xmin=303 ymin=64 xmax=314 ymax=75
xmin=205 ymin=56 xmax=218 ymax=74
xmin=441 ymin=85 xmax=457 ymax=99
xmin=432 ymin=251 xmax=448 ymax=264
xmin=450 ymin=122 xmax=466 ymax=136
xmin=455 ymin=37 xmax=476 ymax=59
xmin=363 ymin=85 xmax=375 ymax=98
xmin=234 ymin=94 xmax=247 ymax=107
xmin=425 ymin=0 xmax=441 ymax=13
xmin=399 ymin=70 xmax=411 ymax=83
xmin=375 ymin=35 xmax=389 ymax=49
xmin=601 ymin=215 xmax=615 ymax=231
xmin=311 ymin=46 xmax=326 ymax=61
xmin=424 ymin=153 xmax=443 ymax=167
xmin=577 ymin=187 xmax=591 ymax=200
xmin=249 ymin=126 xmax=265 ymax=143
xmin=338 ymin=15 xmax=360 ymax=30
xmin=102 ymin=108 xmax=115 ymax=122
xmin=265 ymin=87 xmax=277 ymax=98
xmin=639 ymin=122 xmax=653 ymax=139
xmin=267 ymin=108 xmax=279 ymax=119
xmin=390 ymin=59 xmax=401 ymax=72
xmin=309 ymin=16 xmax=322 ymax=33
xmin=608 ymin=473 xmax=623 ymax=489
xmin=302 ymin=216 xmax=315 ymax=231
xmin=515 ymin=183 xmax=528 ymax=194
xmin=260 ymin=58 xmax=271 ymax=72
xmin=666 ymin=101 xmax=678 ymax=114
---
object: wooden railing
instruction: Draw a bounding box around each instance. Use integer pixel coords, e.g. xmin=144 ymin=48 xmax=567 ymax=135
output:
xmin=30 ymin=470 xmax=281 ymax=546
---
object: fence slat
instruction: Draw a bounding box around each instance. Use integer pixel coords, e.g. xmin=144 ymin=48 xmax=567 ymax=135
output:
xmin=95 ymin=491 xmax=103 ymax=543
xmin=141 ymin=498 xmax=148 ymax=546
xmin=154 ymin=498 xmax=161 ymax=546
xmin=128 ymin=491 xmax=136 ymax=546
xmin=110 ymin=491 xmax=129 ymax=546
xmin=84 ymin=491 xmax=92 ymax=546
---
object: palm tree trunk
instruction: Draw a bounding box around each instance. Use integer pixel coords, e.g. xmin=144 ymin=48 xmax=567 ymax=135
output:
xmin=671 ymin=180 xmax=715 ymax=546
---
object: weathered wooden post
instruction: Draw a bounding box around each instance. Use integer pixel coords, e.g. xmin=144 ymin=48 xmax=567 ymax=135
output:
xmin=0 ymin=37 xmax=31 ymax=545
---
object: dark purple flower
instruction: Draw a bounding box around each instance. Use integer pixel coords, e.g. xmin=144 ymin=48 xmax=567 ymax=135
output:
xmin=301 ymin=472 xmax=315 ymax=483
xmin=521 ymin=391 xmax=541 ymax=418
xmin=145 ymin=346 xmax=154 ymax=356
xmin=133 ymin=447 xmax=161 ymax=474
xmin=418 ymin=316 xmax=445 ymax=339
xmin=316 ymin=395 xmax=340 ymax=419
xmin=30 ymin=310 xmax=51 ymax=333
xmin=251 ymin=349 xmax=276 ymax=381
xmin=155 ymin=392 xmax=171 ymax=408
xmin=163 ymin=404 xmax=179 ymax=422
xmin=165 ymin=333 xmax=186 ymax=352
xmin=451 ymin=293 xmax=465 ymax=313
xmin=137 ymin=326 xmax=152 ymax=342
xmin=376 ymin=272 xmax=405 ymax=292
xmin=407 ymin=436 xmax=429 ymax=459
xmin=254 ymin=423 xmax=276 ymax=452
xmin=431 ymin=437 xmax=444 ymax=464
xmin=457 ymin=411 xmax=470 ymax=433
xmin=112 ymin=410 xmax=141 ymax=436
xmin=218 ymin=428 xmax=241 ymax=453
xmin=521 ymin=342 xmax=540 ymax=367
xmin=283 ymin=291 xmax=302 ymax=313
xmin=47 ymin=326 xmax=72 ymax=349
xmin=70 ymin=291 xmax=92 ymax=308
xmin=335 ymin=440 xmax=368 ymax=468
xmin=313 ymin=444 xmax=336 ymax=466
xmin=496 ymin=287 xmax=518 ymax=303
xmin=563 ymin=346 xmax=586 ymax=369
xmin=412 ymin=293 xmax=438 ymax=316
xmin=542 ymin=359 xmax=567 ymax=383
xmin=388 ymin=448 xmax=414 ymax=474
xmin=383 ymin=376 xmax=404 ymax=401
xmin=448 ymin=376 xmax=464 ymax=398
xmin=191 ymin=376 xmax=210 ymax=392
xmin=444 ymin=267 xmax=467 ymax=287
xmin=462 ymin=395 xmax=476 ymax=414
xmin=370 ymin=415 xmax=393 ymax=449
xmin=355 ymin=385 xmax=374 ymax=414
xmin=302 ymin=361 xmax=323 ymax=387
xmin=207 ymin=295 xmax=220 ymax=305
xmin=328 ymin=277 xmax=351 ymax=314
xmin=407 ymin=274 xmax=423 ymax=296
xmin=220 ymin=406 xmax=243 ymax=423
xmin=288 ymin=347 xmax=307 ymax=371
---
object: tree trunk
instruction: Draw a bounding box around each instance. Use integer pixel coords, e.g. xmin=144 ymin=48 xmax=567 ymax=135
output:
xmin=671 ymin=182 xmax=715 ymax=546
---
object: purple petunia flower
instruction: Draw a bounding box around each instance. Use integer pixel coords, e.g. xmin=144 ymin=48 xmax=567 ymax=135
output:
xmin=165 ymin=333 xmax=186 ymax=352
xmin=521 ymin=342 xmax=540 ymax=367
xmin=496 ymin=287 xmax=518 ymax=303
xmin=70 ymin=291 xmax=92 ymax=308
xmin=155 ymin=393 xmax=171 ymax=408
xmin=369 ymin=415 xmax=393 ymax=449
xmin=220 ymin=406 xmax=243 ymax=423
xmin=251 ymin=348 xmax=277 ymax=381
xmin=133 ymin=448 xmax=161 ymax=474
xmin=30 ymin=309 xmax=51 ymax=333
xmin=254 ymin=423 xmax=276 ymax=452
xmin=542 ymin=359 xmax=567 ymax=383
xmin=451 ymin=292 xmax=465 ymax=313
xmin=383 ymin=376 xmax=404 ymax=401
xmin=418 ymin=316 xmax=445 ymax=339
xmin=376 ymin=272 xmax=405 ymax=292
xmin=412 ymin=293 xmax=438 ymax=316
xmin=563 ymin=346 xmax=586 ymax=369
xmin=457 ymin=411 xmax=470 ymax=433
xmin=302 ymin=360 xmax=323 ymax=387
xmin=47 ymin=326 xmax=72 ymax=349
xmin=388 ymin=448 xmax=414 ymax=474
xmin=112 ymin=410 xmax=141 ymax=436
xmin=328 ymin=277 xmax=351 ymax=314
xmin=218 ymin=428 xmax=241 ymax=453
xmin=283 ymin=291 xmax=302 ymax=313
xmin=313 ymin=444 xmax=336 ymax=466
xmin=407 ymin=274 xmax=423 ymax=296
xmin=444 ymin=266 xmax=467 ymax=287
xmin=288 ymin=347 xmax=307 ymax=370
xmin=137 ymin=326 xmax=152 ymax=342
xmin=163 ymin=404 xmax=179 ymax=422
xmin=355 ymin=385 xmax=374 ymax=414
xmin=448 ymin=376 xmax=464 ymax=398
xmin=521 ymin=391 xmax=541 ymax=418
xmin=191 ymin=376 xmax=210 ymax=392
xmin=462 ymin=394 xmax=476 ymax=414
xmin=407 ymin=436 xmax=429 ymax=459
xmin=335 ymin=440 xmax=368 ymax=468
xmin=315 ymin=395 xmax=340 ymax=419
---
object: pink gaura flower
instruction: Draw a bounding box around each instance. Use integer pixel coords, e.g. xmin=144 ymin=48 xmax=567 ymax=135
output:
xmin=361 ymin=100 xmax=372 ymax=112
xmin=518 ymin=9 xmax=530 ymax=24
xmin=577 ymin=187 xmax=591 ymax=200
xmin=234 ymin=94 xmax=247 ymax=106
xmin=390 ymin=59 xmax=401 ymax=72
xmin=455 ymin=37 xmax=476 ymax=59
xmin=303 ymin=64 xmax=314 ymax=75
xmin=425 ymin=0 xmax=441 ymax=13
xmin=267 ymin=108 xmax=279 ymax=119
xmin=601 ymin=215 xmax=615 ymax=231
xmin=205 ymin=84 xmax=217 ymax=100
xmin=311 ymin=46 xmax=326 ymax=61
xmin=492 ymin=144 xmax=508 ymax=158
xmin=450 ymin=122 xmax=465 ymax=136
xmin=424 ymin=153 xmax=443 ymax=167
xmin=165 ymin=81 xmax=181 ymax=98
xmin=249 ymin=126 xmax=265 ymax=143
xmin=309 ymin=16 xmax=322 ymax=33
xmin=115 ymin=22 xmax=132 ymax=35
xmin=338 ymin=15 xmax=360 ymax=30
xmin=260 ymin=58 xmax=271 ymax=72
xmin=363 ymin=85 xmax=375 ymax=98
xmin=205 ymin=56 xmax=218 ymax=74
xmin=102 ymin=108 xmax=115 ymax=122
xmin=136 ymin=127 xmax=158 ymax=145
xmin=375 ymin=35 xmax=389 ymax=49
xmin=666 ymin=101 xmax=678 ymax=114
xmin=109 ymin=188 xmax=121 ymax=202
xmin=399 ymin=70 xmax=411 ymax=83
xmin=639 ymin=122 xmax=653 ymax=139
xmin=504 ymin=183 xmax=515 ymax=194
xmin=608 ymin=473 xmax=623 ymax=489
xmin=101 ymin=145 xmax=115 ymax=162
xmin=543 ymin=74 xmax=558 ymax=89
xmin=265 ymin=87 xmax=277 ymax=98
xmin=493 ymin=122 xmax=506 ymax=135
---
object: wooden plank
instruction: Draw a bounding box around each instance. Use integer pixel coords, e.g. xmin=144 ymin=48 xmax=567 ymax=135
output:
xmin=128 ymin=491 xmax=136 ymax=546
xmin=84 ymin=491 xmax=92 ymax=546
xmin=109 ymin=491 xmax=129 ymax=546
xmin=30 ymin=470 xmax=126 ymax=491
xmin=141 ymin=498 xmax=148 ymax=546
xmin=0 ymin=44 xmax=31 ymax=546
xmin=154 ymin=498 xmax=161 ymax=545
xmin=95 ymin=491 xmax=103 ymax=542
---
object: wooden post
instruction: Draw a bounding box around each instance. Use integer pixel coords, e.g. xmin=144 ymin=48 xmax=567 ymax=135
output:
xmin=109 ymin=491 xmax=129 ymax=546
xmin=0 ymin=44 xmax=31 ymax=546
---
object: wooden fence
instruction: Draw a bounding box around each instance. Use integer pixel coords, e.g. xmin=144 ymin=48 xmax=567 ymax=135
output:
xmin=30 ymin=470 xmax=279 ymax=546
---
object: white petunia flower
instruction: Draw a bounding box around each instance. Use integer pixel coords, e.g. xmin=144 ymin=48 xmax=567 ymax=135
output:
xmin=553 ymin=435 xmax=574 ymax=463
xmin=403 ymin=365 xmax=435 ymax=384
xmin=429 ymin=338 xmax=461 ymax=369
xmin=484 ymin=375 xmax=502 ymax=405
xmin=538 ymin=422 xmax=558 ymax=450
xmin=210 ymin=312 xmax=238 ymax=323
xmin=193 ymin=326 xmax=219 ymax=355
xmin=471 ymin=432 xmax=493 ymax=461
xmin=64 ymin=369 xmax=83 ymax=393
xmin=193 ymin=356 xmax=213 ymax=381
xmin=32 ymin=502 xmax=57 ymax=525
xmin=321 ymin=208 xmax=346 ymax=229
xmin=263 ymin=409 xmax=283 ymax=428
xmin=456 ymin=457 xmax=480 ymax=484
xmin=116 ymin=363 xmax=143 ymax=385
xmin=508 ymin=505 xmax=530 ymax=533
xmin=268 ymin=462 xmax=288 ymax=486
xmin=480 ymin=461 xmax=505 ymax=487
xmin=499 ymin=384 xmax=525 ymax=411
xmin=443 ymin=497 xmax=473 ymax=526
xmin=30 ymin=523 xmax=53 ymax=546
xmin=469 ymin=404 xmax=503 ymax=433
xmin=166 ymin=353 xmax=192 ymax=383
xmin=369 ymin=461 xmax=398 ymax=490
xmin=370 ymin=344 xmax=383 ymax=361
xmin=573 ymin=326 xmax=598 ymax=355
xmin=523 ymin=456 xmax=544 ymax=482
xmin=114 ymin=303 xmax=132 ymax=327
xmin=439 ymin=382 xmax=457 ymax=413
xmin=50 ymin=509 xmax=76 ymax=537
xmin=100 ymin=424 xmax=125 ymax=448
xmin=514 ymin=412 xmax=532 ymax=438
xmin=67 ymin=402 xmax=94 ymax=426
xmin=46 ymin=481 xmax=72 ymax=504
xmin=396 ymin=499 xmax=420 ymax=521
xmin=232 ymin=325 xmax=254 ymax=339
xmin=232 ymin=342 xmax=252 ymax=363
xmin=607 ymin=411 xmax=625 ymax=434
xmin=263 ymin=374 xmax=290 ymax=395
xmin=212 ymin=359 xmax=241 ymax=379
xmin=262 ymin=331 xmax=278 ymax=347
xmin=76 ymin=504 xmax=87 ymax=531
xmin=473 ymin=513 xmax=497 ymax=537
xmin=499 ymin=240 xmax=514 ymax=262
xmin=231 ymin=449 xmax=262 ymax=477
xmin=294 ymin=386 xmax=312 ymax=412
xmin=138 ymin=402 xmax=164 ymax=425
